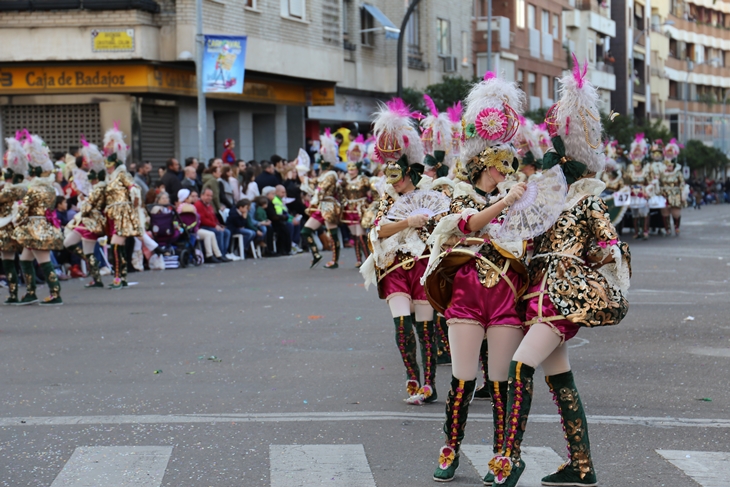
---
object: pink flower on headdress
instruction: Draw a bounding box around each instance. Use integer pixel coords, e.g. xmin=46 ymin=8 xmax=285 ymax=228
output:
xmin=475 ymin=108 xmax=507 ymax=140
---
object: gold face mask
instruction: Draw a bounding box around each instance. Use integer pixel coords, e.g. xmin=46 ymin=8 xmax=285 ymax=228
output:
xmin=347 ymin=162 xmax=358 ymax=172
xmin=385 ymin=163 xmax=404 ymax=185
xmin=466 ymin=146 xmax=516 ymax=184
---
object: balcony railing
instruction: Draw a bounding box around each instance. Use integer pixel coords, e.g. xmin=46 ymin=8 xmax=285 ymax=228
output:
xmin=0 ymin=0 xmax=161 ymax=13
xmin=575 ymin=0 xmax=610 ymax=16
xmin=596 ymin=61 xmax=615 ymax=74
xmin=634 ymin=82 xmax=646 ymax=95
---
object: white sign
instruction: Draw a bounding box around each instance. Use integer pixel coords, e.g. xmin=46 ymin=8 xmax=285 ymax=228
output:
xmin=307 ymin=94 xmax=382 ymax=122
xmin=613 ymin=188 xmax=631 ymax=207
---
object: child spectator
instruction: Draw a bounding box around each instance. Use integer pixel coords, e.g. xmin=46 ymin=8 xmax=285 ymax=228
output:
xmin=226 ymin=199 xmax=263 ymax=256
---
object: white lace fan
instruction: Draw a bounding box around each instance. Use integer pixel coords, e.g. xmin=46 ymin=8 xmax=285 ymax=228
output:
xmin=387 ymin=190 xmax=451 ymax=221
xmin=496 ymin=166 xmax=567 ymax=241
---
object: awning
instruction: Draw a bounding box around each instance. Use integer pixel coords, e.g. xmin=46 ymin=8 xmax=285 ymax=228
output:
xmin=362 ymin=4 xmax=400 ymax=40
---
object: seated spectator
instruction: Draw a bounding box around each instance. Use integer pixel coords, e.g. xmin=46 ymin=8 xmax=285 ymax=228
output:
xmin=226 ymin=199 xmax=263 ymax=256
xmin=177 ymin=189 xmax=228 ymax=264
xmin=220 ymin=165 xmax=235 ymax=208
xmin=54 ymin=196 xmax=71 ymax=228
xmin=181 ymin=165 xmax=200 ymax=194
xmin=195 ymin=187 xmax=234 ymax=262
xmin=262 ymin=186 xmax=292 ymax=257
xmin=146 ymin=181 xmax=165 ymax=205
xmin=202 ymin=166 xmax=228 ymax=212
xmin=150 ymin=191 xmax=172 ymax=215
xmin=252 ymin=195 xmax=271 ymax=249
xmin=243 ymin=167 xmax=260 ymax=200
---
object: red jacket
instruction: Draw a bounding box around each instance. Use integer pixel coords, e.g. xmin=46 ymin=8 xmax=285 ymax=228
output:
xmin=195 ymin=200 xmax=219 ymax=228
xmin=222 ymin=148 xmax=236 ymax=165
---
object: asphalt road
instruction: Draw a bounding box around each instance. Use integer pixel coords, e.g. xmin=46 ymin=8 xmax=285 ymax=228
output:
xmin=1 ymin=204 xmax=729 ymax=486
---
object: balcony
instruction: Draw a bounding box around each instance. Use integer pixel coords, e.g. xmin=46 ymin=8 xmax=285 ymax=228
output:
xmin=634 ymin=82 xmax=646 ymax=95
xmin=575 ymin=0 xmax=610 ymax=17
xmin=669 ymin=15 xmax=730 ymax=42
xmin=634 ymin=27 xmax=646 ymax=47
xmin=590 ymin=66 xmax=616 ymax=90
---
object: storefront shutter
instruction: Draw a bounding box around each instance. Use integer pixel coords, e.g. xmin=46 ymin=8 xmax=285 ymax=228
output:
xmin=140 ymin=104 xmax=176 ymax=177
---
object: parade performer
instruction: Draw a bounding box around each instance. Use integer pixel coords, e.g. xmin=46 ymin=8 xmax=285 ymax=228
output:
xmin=488 ymin=56 xmax=631 ymax=487
xmin=361 ymin=98 xmax=444 ymax=406
xmin=625 ymin=134 xmax=653 ymax=239
xmin=340 ymin=134 xmax=371 ymax=267
xmin=422 ymin=72 xmax=531 ymax=482
xmin=13 ymin=132 xmax=64 ymax=305
xmin=103 ymin=124 xmax=143 ymax=289
xmin=600 ymin=141 xmax=624 ymax=193
xmin=514 ymin=116 xmax=544 ymax=183
xmin=658 ymin=138 xmax=685 ymax=236
xmin=420 ymin=95 xmax=457 ymax=196
xmin=301 ymin=130 xmax=342 ymax=269
xmin=64 ymin=136 xmax=107 ymax=288
xmin=1 ymin=134 xmax=29 ymax=305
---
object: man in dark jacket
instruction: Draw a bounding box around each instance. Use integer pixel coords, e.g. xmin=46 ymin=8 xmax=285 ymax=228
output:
xmin=261 ymin=186 xmax=291 ymax=256
xmin=161 ymin=158 xmax=183 ymax=204
xmin=255 ymin=161 xmax=280 ymax=192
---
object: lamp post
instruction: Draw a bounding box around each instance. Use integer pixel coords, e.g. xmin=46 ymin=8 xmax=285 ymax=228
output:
xmin=487 ymin=0 xmax=492 ymax=73
xmin=397 ymin=0 xmax=422 ymax=98
xmin=195 ymin=0 xmax=207 ymax=162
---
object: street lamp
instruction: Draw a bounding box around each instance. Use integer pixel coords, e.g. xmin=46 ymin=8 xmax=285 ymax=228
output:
xmin=397 ymin=0 xmax=422 ymax=98
xmin=195 ymin=0 xmax=207 ymax=163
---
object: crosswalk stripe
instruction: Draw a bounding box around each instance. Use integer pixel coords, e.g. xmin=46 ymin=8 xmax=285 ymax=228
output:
xmin=50 ymin=446 xmax=173 ymax=487
xmin=656 ymin=450 xmax=730 ymax=487
xmin=461 ymin=445 xmax=564 ymax=486
xmin=269 ymin=444 xmax=376 ymax=487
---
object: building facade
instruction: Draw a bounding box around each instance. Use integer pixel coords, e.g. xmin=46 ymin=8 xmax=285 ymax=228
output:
xmin=0 ymin=0 xmax=472 ymax=171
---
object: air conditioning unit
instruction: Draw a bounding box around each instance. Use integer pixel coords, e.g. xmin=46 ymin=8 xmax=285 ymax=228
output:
xmin=443 ymin=56 xmax=458 ymax=73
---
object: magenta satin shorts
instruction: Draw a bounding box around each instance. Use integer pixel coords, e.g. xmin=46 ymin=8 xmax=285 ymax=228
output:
xmin=380 ymin=256 xmax=429 ymax=302
xmin=524 ymin=283 xmax=580 ymax=342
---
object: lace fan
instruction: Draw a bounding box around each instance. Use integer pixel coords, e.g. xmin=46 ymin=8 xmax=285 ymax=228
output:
xmin=387 ymin=190 xmax=451 ymax=221
xmin=496 ymin=166 xmax=567 ymax=241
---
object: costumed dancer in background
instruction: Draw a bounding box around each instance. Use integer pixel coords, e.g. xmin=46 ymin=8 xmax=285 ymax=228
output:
xmin=13 ymin=132 xmax=64 ymax=305
xmin=302 ymin=129 xmax=343 ymax=269
xmin=64 ymin=136 xmax=108 ymax=288
xmin=625 ymin=134 xmax=652 ymax=240
xmin=489 ymin=57 xmax=631 ymax=487
xmin=103 ymin=124 xmax=144 ymax=289
xmin=600 ymin=141 xmax=624 ymax=192
xmin=658 ymin=138 xmax=686 ymax=236
xmin=1 ymin=134 xmax=29 ymax=305
xmin=514 ymin=116 xmax=544 ymax=183
xmin=340 ymin=134 xmax=372 ymax=267
xmin=423 ymin=72 xmax=531 ymax=482
xmin=360 ymin=98 xmax=443 ymax=406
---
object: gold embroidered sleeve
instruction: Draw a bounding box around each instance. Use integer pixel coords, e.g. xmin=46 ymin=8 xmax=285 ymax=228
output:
xmin=585 ymin=196 xmax=619 ymax=244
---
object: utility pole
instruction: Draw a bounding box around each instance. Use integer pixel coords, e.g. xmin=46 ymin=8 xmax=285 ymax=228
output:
xmin=487 ymin=0 xmax=492 ymax=73
xmin=196 ymin=0 xmax=208 ymax=162
xmin=397 ymin=0 xmax=421 ymax=98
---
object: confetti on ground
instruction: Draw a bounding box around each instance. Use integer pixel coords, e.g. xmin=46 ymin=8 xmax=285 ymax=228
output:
xmin=186 ymin=371 xmax=195 ymax=375
xmin=356 ymin=316 xmax=362 ymax=320
xmin=683 ymin=316 xmax=695 ymax=321
xmin=308 ymin=315 xmax=323 ymax=320
xmin=696 ymin=398 xmax=712 ymax=402
xmin=153 ymin=370 xmax=162 ymax=374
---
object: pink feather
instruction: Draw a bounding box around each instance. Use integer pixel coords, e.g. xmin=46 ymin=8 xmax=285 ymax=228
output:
xmin=80 ymin=134 xmax=89 ymax=147
xmin=14 ymin=131 xmax=21 ymax=141
xmin=386 ymin=98 xmax=412 ymax=117
xmin=571 ymin=53 xmax=585 ymax=89
xmin=324 ymin=127 xmax=331 ymax=136
xmin=483 ymin=71 xmax=496 ymax=80
xmin=355 ymin=134 xmax=365 ymax=143
xmin=446 ymin=101 xmax=462 ymax=123
xmin=518 ymin=115 xmax=526 ymax=124
xmin=21 ymin=129 xmax=30 ymax=142
xmin=402 ymin=135 xmax=409 ymax=147
xmin=411 ymin=111 xmax=425 ymax=120
xmin=635 ymin=133 xmax=645 ymax=142
xmin=423 ymin=94 xmax=439 ymax=116
xmin=538 ymin=122 xmax=547 ymax=131
xmin=113 ymin=121 xmax=120 ymax=131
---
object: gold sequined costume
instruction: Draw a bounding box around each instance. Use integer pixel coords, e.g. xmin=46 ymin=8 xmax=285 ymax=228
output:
xmin=0 ymin=182 xmax=27 ymax=252
xmin=69 ymin=181 xmax=107 ymax=237
xmin=306 ymin=170 xmax=341 ymax=225
xmin=658 ymin=163 xmax=685 ymax=208
xmin=339 ymin=174 xmax=370 ymax=225
xmin=105 ymin=166 xmax=143 ymax=237
xmin=12 ymin=176 xmax=63 ymax=250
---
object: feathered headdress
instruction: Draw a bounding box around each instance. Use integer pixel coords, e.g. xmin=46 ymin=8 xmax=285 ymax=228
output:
xmin=296 ymin=148 xmax=311 ymax=176
xmin=514 ymin=115 xmax=544 ymax=168
xmin=80 ymin=135 xmax=105 ymax=174
xmin=372 ymin=98 xmax=424 ymax=165
xmin=319 ymin=128 xmax=339 ymax=168
xmin=629 ymin=133 xmax=648 ymax=162
xmin=534 ymin=122 xmax=553 ymax=156
xmin=664 ymin=138 xmax=681 ymax=160
xmin=446 ymin=101 xmax=463 ymax=162
xmin=543 ymin=54 xmax=604 ymax=183
xmin=420 ymin=94 xmax=453 ymax=156
xmin=103 ymin=122 xmax=128 ymax=165
xmin=461 ymin=71 xmax=524 ymax=182
xmin=71 ymin=168 xmax=92 ymax=197
xmin=4 ymin=131 xmax=28 ymax=177
xmin=346 ymin=133 xmax=367 ymax=167
xmin=23 ymin=131 xmax=54 ymax=173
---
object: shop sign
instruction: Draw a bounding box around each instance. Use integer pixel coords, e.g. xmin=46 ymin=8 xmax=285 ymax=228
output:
xmin=91 ymin=29 xmax=135 ymax=53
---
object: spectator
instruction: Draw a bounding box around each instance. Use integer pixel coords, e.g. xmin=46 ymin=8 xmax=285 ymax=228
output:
xmin=237 ymin=159 xmax=247 ymax=176
xmin=202 ymin=166 xmax=228 ymax=212
xmin=242 ymin=167 xmax=260 ymax=200
xmin=220 ymin=165 xmax=235 ymax=208
xmin=134 ymin=161 xmax=152 ymax=203
xmin=177 ymin=189 xmax=227 ymax=264
xmin=209 ymin=157 xmax=223 ymax=169
xmin=255 ymin=161 xmax=279 ymax=192
xmin=252 ymin=195 xmax=271 ymax=244
xmin=195 ymin=187 xmax=234 ymax=262
xmin=186 ymin=156 xmax=204 ymax=191
xmin=228 ymin=165 xmax=241 ymax=202
xmin=181 ymin=165 xmax=200 ymax=193
xmin=161 ymin=158 xmax=183 ymax=204
xmin=222 ymin=139 xmax=236 ymax=165
xmin=226 ymin=199 xmax=263 ymax=256
xmin=150 ymin=192 xmax=172 ymax=215
xmin=54 ymin=196 xmax=71 ymax=228
xmin=279 ymin=181 xmax=302 ymax=251
xmin=146 ymin=181 xmax=165 ymax=205
xmin=157 ymin=166 xmax=166 ymax=180
xmin=262 ymin=186 xmax=292 ymax=256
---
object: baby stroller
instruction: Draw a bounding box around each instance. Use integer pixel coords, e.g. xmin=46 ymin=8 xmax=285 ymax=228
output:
xmin=149 ymin=209 xmax=203 ymax=268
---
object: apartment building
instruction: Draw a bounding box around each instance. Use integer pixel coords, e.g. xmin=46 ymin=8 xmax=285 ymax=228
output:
xmin=0 ymin=0 xmax=472 ymax=169
xmin=662 ymin=0 xmax=730 ymax=152
xmin=612 ymin=0 xmax=651 ymax=121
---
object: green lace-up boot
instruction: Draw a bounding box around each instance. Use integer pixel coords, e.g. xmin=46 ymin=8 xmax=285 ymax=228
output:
xmin=38 ymin=262 xmax=63 ymax=305
xmin=393 ymin=316 xmax=421 ymax=398
xmin=301 ymin=227 xmax=322 ymax=268
xmin=408 ymin=318 xmax=437 ymax=404
xmin=482 ymin=380 xmax=508 ymax=485
xmin=2 ymin=259 xmax=19 ymax=305
xmin=84 ymin=254 xmax=104 ymax=288
xmin=17 ymin=260 xmax=38 ymax=305
xmin=433 ymin=376 xmax=477 ymax=482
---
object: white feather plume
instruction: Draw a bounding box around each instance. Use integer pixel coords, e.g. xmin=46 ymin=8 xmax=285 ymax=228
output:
xmin=319 ymin=131 xmax=339 ymax=165
xmin=4 ymin=135 xmax=28 ymax=176
xmin=515 ymin=117 xmax=544 ymax=161
xmin=81 ymin=138 xmax=105 ymax=173
xmin=23 ymin=133 xmax=54 ymax=172
xmin=103 ymin=125 xmax=128 ymax=164
xmin=372 ymin=99 xmax=424 ymax=166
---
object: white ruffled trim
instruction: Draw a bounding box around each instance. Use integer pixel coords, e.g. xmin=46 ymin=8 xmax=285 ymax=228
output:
xmin=360 ymin=254 xmax=378 ymax=291
xmin=597 ymin=244 xmax=631 ymax=295
xmin=563 ymin=178 xmax=606 ymax=210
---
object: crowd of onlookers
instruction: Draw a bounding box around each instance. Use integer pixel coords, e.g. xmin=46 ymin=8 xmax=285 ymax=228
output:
xmin=688 ymin=176 xmax=730 ymax=208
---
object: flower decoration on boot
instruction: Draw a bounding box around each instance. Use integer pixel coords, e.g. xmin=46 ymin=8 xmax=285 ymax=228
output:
xmin=438 ymin=445 xmax=456 ymax=469
xmin=488 ymin=456 xmax=513 ymax=484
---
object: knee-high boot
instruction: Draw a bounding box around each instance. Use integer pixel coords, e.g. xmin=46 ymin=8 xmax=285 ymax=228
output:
xmin=435 ymin=313 xmax=452 ymax=365
xmin=433 ymin=376 xmax=477 ymax=482
xmin=489 ymin=361 xmax=535 ymax=487
xmin=393 ymin=316 xmax=421 ymax=397
xmin=674 ymin=216 xmax=681 ymax=236
xmin=408 ymin=318 xmax=437 ymax=404
xmin=353 ymin=236 xmax=363 ymax=267
xmin=474 ymin=339 xmax=491 ymax=400
xmin=301 ymin=227 xmax=322 ymax=268
xmin=483 ymin=380 xmax=508 ymax=485
xmin=540 ymin=371 xmax=597 ymax=486
xmin=18 ymin=260 xmax=38 ymax=305
xmin=84 ymin=253 xmax=104 ymax=288
xmin=109 ymin=244 xmax=125 ymax=289
xmin=324 ymin=228 xmax=339 ymax=269
xmin=662 ymin=215 xmax=671 ymax=236
xmin=39 ymin=262 xmax=62 ymax=305
xmin=2 ymin=259 xmax=19 ymax=305
xmin=358 ymin=234 xmax=370 ymax=258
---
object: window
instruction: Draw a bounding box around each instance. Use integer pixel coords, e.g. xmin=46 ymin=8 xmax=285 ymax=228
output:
xmin=588 ymin=39 xmax=595 ymax=63
xmin=437 ymin=18 xmax=451 ymax=56
xmin=517 ymin=70 xmax=524 ymax=90
xmin=282 ymin=0 xmax=305 ymax=19
xmin=361 ymin=7 xmax=374 ymax=46
xmin=406 ymin=5 xmax=420 ymax=54
xmin=528 ymin=4 xmax=536 ymax=29
xmin=343 ymin=0 xmax=350 ymax=38
xmin=528 ymin=72 xmax=536 ymax=97
xmin=552 ymin=13 xmax=559 ymax=38
xmin=516 ymin=0 xmax=525 ymax=28
xmin=542 ymin=75 xmax=549 ymax=99
xmin=245 ymin=0 xmax=256 ymax=8
xmin=541 ymin=10 xmax=549 ymax=32
xmin=462 ymin=31 xmax=469 ymax=66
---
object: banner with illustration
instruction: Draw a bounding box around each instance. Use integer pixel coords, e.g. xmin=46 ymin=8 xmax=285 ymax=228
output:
xmin=202 ymin=35 xmax=247 ymax=94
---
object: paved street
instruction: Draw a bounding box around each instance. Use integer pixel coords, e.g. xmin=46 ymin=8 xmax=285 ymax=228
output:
xmin=1 ymin=205 xmax=730 ymax=487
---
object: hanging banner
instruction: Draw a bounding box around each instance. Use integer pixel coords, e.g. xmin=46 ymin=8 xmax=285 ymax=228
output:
xmin=202 ymin=35 xmax=247 ymax=94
